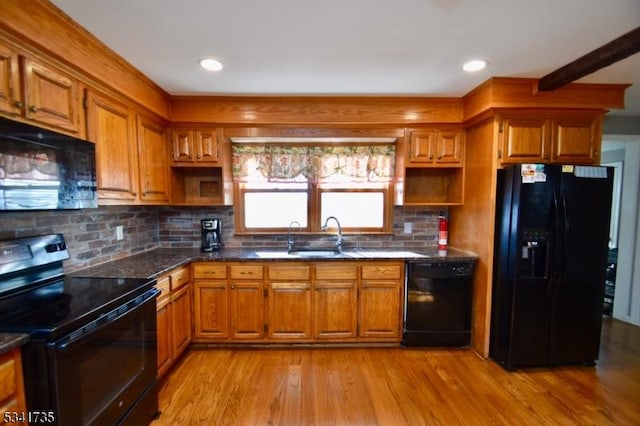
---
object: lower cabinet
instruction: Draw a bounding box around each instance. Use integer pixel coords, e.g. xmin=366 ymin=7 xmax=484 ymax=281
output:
xmin=0 ymin=348 xmax=27 ymax=417
xmin=359 ymin=263 xmax=404 ymax=339
xmin=155 ymin=265 xmax=192 ymax=379
xmin=193 ymin=260 xmax=404 ymax=343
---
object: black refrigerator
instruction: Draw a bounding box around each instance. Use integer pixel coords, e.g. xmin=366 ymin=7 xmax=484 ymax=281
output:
xmin=490 ymin=164 xmax=613 ymax=370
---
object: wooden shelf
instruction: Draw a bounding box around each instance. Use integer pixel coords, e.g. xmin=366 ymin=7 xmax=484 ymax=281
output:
xmin=403 ymin=167 xmax=464 ymax=205
xmin=169 ymin=167 xmax=224 ymax=205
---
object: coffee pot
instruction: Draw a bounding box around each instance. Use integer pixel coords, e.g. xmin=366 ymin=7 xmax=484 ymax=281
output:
xmin=201 ymin=218 xmax=222 ymax=252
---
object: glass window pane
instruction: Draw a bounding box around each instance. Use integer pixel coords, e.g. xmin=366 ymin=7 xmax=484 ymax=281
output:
xmin=321 ymin=192 xmax=384 ymax=228
xmin=244 ymin=192 xmax=308 ymax=228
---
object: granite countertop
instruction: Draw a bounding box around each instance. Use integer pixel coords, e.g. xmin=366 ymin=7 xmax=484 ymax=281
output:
xmin=0 ymin=333 xmax=30 ymax=356
xmin=71 ymin=246 xmax=478 ymax=280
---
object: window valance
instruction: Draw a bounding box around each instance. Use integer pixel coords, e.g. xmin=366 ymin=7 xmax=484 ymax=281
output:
xmin=232 ymin=144 xmax=395 ymax=183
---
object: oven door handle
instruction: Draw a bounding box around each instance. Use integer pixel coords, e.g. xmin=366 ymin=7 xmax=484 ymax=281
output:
xmin=52 ymin=287 xmax=160 ymax=352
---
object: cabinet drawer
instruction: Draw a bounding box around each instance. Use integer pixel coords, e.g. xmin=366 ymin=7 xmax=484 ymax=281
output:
xmin=0 ymin=354 xmax=17 ymax=403
xmin=362 ymin=263 xmax=403 ymax=280
xmin=155 ymin=275 xmax=171 ymax=302
xmin=268 ymin=264 xmax=311 ymax=280
xmin=230 ymin=264 xmax=264 ymax=279
xmin=193 ymin=263 xmax=227 ymax=279
xmin=315 ymin=263 xmax=358 ymax=280
xmin=170 ymin=266 xmax=191 ymax=290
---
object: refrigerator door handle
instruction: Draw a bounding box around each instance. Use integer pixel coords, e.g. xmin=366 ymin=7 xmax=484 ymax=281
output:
xmin=559 ymin=190 xmax=569 ymax=278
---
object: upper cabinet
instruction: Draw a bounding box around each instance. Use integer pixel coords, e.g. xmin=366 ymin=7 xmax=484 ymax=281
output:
xmin=401 ymin=128 xmax=465 ymax=206
xmin=407 ymin=129 xmax=464 ymax=166
xmin=137 ymin=115 xmax=170 ymax=203
xmin=0 ymin=38 xmax=83 ymax=136
xmin=498 ymin=111 xmax=603 ymax=165
xmin=86 ymin=89 xmax=139 ymax=203
xmin=170 ymin=128 xmax=220 ymax=165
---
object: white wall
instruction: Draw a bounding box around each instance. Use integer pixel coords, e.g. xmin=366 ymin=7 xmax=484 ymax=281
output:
xmin=602 ymin=137 xmax=640 ymax=326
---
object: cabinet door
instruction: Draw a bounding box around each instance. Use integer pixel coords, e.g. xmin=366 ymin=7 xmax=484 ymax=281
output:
xmin=22 ymin=57 xmax=81 ymax=134
xmin=137 ymin=115 xmax=169 ymax=203
xmin=551 ymin=115 xmax=600 ymax=164
xmin=435 ymin=131 xmax=463 ymax=164
xmin=313 ymin=280 xmax=357 ymax=339
xmin=86 ymin=89 xmax=138 ymax=202
xmin=500 ymin=116 xmax=549 ymax=164
xmin=195 ymin=129 xmax=219 ymax=163
xmin=156 ymin=297 xmax=173 ymax=378
xmin=171 ymin=129 xmax=194 ymax=162
xmin=359 ymin=280 xmax=402 ymax=339
xmin=0 ymin=41 xmax=22 ymax=116
xmin=229 ymin=281 xmax=264 ymax=339
xmin=408 ymin=130 xmax=436 ymax=163
xmin=267 ymin=282 xmax=312 ymax=340
xmin=171 ymin=283 xmax=192 ymax=358
xmin=194 ymin=281 xmax=228 ymax=339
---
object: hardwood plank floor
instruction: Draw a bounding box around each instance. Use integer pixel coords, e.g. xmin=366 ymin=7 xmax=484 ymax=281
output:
xmin=152 ymin=318 xmax=640 ymax=425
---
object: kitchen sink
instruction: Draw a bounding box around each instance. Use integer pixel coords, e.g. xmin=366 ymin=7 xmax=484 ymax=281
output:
xmin=254 ymin=249 xmax=425 ymax=259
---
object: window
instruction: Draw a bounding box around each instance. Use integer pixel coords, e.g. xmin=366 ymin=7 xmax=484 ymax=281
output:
xmin=232 ymin=143 xmax=395 ymax=234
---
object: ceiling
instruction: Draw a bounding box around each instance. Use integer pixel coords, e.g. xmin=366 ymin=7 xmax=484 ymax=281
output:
xmin=50 ymin=0 xmax=640 ymax=116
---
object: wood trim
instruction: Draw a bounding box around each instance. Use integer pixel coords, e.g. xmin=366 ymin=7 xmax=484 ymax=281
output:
xmin=463 ymin=77 xmax=629 ymax=122
xmin=171 ymin=96 xmax=464 ymax=125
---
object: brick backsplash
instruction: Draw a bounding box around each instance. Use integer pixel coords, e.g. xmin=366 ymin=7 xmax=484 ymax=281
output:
xmin=0 ymin=205 xmax=445 ymax=272
xmin=158 ymin=206 xmax=445 ymax=251
xmin=0 ymin=206 xmax=159 ymax=272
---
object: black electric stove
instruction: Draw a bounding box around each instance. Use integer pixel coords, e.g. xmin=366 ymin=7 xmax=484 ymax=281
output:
xmin=0 ymin=234 xmax=159 ymax=425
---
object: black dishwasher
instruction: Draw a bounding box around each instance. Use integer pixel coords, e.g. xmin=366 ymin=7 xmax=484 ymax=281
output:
xmin=403 ymin=261 xmax=475 ymax=346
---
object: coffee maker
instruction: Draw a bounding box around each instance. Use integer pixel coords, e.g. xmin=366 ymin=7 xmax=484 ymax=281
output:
xmin=201 ymin=218 xmax=222 ymax=252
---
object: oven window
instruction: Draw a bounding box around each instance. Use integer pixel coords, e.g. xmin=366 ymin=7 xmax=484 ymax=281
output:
xmin=51 ymin=298 xmax=157 ymax=425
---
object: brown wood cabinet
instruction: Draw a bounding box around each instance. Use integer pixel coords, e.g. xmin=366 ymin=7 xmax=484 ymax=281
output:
xmin=498 ymin=111 xmax=602 ymax=165
xmin=403 ymin=129 xmax=465 ymax=206
xmin=267 ymin=263 xmax=312 ymax=340
xmin=0 ymin=40 xmax=22 ymax=117
xmin=0 ymin=38 xmax=82 ymax=136
xmin=192 ymin=260 xmax=403 ymax=344
xmin=136 ymin=115 xmax=169 ymax=203
xmin=408 ymin=129 xmax=464 ymax=166
xmin=170 ymin=128 xmax=220 ymax=165
xmin=313 ymin=263 xmax=358 ymax=340
xmin=0 ymin=348 xmax=27 ymax=419
xmin=229 ymin=264 xmax=265 ymax=340
xmin=193 ymin=263 xmax=229 ymax=339
xmin=86 ymin=89 xmax=139 ymax=203
xmin=155 ymin=265 xmax=192 ymax=378
xmin=359 ymin=263 xmax=403 ymax=339
xmin=155 ymin=274 xmax=173 ymax=378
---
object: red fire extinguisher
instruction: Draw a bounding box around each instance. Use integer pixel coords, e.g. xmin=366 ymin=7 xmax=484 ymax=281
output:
xmin=438 ymin=216 xmax=448 ymax=254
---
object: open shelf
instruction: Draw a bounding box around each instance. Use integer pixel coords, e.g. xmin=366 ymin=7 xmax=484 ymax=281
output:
xmin=403 ymin=167 xmax=464 ymax=205
xmin=169 ymin=167 xmax=224 ymax=205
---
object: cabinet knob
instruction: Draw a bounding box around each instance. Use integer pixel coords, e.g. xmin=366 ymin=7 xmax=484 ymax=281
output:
xmin=429 ymin=155 xmax=434 ymax=160
xmin=14 ymin=101 xmax=23 ymax=109
xmin=437 ymin=155 xmax=442 ymax=160
xmin=196 ymin=154 xmax=202 ymax=160
xmin=29 ymin=105 xmax=38 ymax=113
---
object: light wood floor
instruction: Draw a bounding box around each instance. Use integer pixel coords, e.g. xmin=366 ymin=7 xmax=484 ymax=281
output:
xmin=152 ymin=318 xmax=640 ymax=425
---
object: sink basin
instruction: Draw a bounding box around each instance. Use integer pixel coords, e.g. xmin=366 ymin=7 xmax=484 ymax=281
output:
xmin=293 ymin=250 xmax=341 ymax=258
xmin=344 ymin=250 xmax=425 ymax=258
xmin=254 ymin=250 xmax=341 ymax=259
xmin=254 ymin=249 xmax=425 ymax=259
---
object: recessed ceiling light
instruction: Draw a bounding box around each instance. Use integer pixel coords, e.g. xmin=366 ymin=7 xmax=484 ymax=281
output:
xmin=199 ymin=58 xmax=223 ymax=72
xmin=462 ymin=59 xmax=487 ymax=72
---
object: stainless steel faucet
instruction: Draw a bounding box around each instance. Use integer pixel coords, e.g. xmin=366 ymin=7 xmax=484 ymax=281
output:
xmin=321 ymin=216 xmax=342 ymax=253
xmin=287 ymin=221 xmax=301 ymax=252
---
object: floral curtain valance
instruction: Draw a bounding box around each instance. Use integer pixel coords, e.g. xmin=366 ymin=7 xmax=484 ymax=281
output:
xmin=232 ymin=144 xmax=395 ymax=183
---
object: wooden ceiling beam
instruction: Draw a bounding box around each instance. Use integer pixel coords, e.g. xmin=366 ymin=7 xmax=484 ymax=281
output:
xmin=538 ymin=26 xmax=640 ymax=91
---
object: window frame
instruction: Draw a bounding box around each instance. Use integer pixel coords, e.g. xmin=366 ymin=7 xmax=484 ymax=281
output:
xmin=234 ymin=181 xmax=394 ymax=235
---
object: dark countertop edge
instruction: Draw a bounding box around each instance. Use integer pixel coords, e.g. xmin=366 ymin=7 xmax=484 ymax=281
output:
xmin=71 ymin=247 xmax=478 ymax=280
xmin=0 ymin=333 xmax=30 ymax=356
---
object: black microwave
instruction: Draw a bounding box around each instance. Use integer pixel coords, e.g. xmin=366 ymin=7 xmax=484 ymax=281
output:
xmin=0 ymin=117 xmax=97 ymax=210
